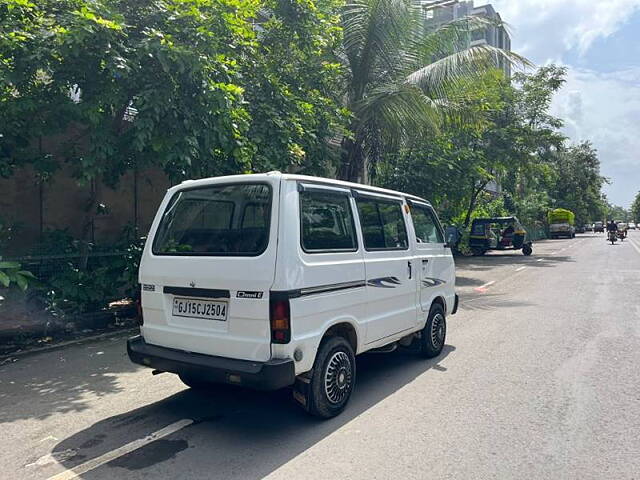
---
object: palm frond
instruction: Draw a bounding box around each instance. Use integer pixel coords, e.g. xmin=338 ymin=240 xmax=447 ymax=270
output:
xmin=407 ymin=44 xmax=531 ymax=99
xmin=354 ymin=83 xmax=441 ymax=157
xmin=342 ymin=0 xmax=416 ymax=100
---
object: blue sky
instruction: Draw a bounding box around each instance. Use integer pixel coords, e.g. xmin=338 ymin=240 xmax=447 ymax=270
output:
xmin=484 ymin=0 xmax=640 ymax=208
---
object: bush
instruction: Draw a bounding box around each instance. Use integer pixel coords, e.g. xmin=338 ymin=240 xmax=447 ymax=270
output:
xmin=28 ymin=226 xmax=146 ymax=318
xmin=0 ymin=261 xmax=36 ymax=291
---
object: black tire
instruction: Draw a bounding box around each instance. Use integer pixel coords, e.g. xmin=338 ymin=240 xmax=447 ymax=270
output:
xmin=522 ymin=244 xmax=533 ymax=256
xmin=307 ymin=336 xmax=356 ymax=419
xmin=179 ymin=373 xmax=214 ymax=390
xmin=419 ymin=303 xmax=447 ymax=358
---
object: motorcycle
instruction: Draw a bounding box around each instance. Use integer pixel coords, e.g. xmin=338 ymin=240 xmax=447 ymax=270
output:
xmin=608 ymin=230 xmax=618 ymax=244
xmin=617 ymin=230 xmax=626 ymax=242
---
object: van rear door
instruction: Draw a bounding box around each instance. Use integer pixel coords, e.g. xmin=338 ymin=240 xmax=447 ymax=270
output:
xmin=139 ymin=178 xmax=279 ymax=362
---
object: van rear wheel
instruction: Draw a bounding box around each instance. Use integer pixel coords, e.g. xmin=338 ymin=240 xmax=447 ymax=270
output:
xmin=419 ymin=303 xmax=446 ymax=358
xmin=307 ymin=336 xmax=356 ymax=419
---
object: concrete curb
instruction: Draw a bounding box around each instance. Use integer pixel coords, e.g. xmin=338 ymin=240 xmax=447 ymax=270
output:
xmin=0 ymin=327 xmax=137 ymax=362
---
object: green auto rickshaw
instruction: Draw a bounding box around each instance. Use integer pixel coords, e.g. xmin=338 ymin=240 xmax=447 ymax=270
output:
xmin=468 ymin=217 xmax=533 ymax=256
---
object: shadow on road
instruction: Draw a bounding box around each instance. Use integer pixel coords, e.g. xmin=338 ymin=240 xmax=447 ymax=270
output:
xmin=52 ymin=346 xmax=455 ymax=479
xmin=0 ymin=335 xmax=138 ymax=424
xmin=459 ymin=293 xmax=536 ymax=312
xmin=456 ymin=254 xmax=574 ymax=273
xmin=455 ymin=275 xmax=486 ymax=287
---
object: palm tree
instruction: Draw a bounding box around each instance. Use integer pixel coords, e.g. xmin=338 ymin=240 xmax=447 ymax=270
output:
xmin=338 ymin=0 xmax=528 ymax=182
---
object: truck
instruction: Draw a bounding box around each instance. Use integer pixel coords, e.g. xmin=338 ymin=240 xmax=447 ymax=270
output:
xmin=548 ymin=208 xmax=576 ymax=239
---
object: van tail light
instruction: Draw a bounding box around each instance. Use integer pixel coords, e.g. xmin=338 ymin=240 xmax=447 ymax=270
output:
xmin=270 ymin=297 xmax=290 ymax=344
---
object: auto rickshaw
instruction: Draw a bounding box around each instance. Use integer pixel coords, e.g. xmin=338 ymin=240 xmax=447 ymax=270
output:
xmin=469 ymin=217 xmax=533 ymax=256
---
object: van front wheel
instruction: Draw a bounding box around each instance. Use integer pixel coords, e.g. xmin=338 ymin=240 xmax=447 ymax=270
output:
xmin=308 ymin=336 xmax=356 ymax=419
xmin=419 ymin=304 xmax=447 ymax=358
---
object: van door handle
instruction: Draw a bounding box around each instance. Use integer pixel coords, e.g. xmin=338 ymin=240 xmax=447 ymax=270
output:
xmin=408 ymin=261 xmax=412 ymax=279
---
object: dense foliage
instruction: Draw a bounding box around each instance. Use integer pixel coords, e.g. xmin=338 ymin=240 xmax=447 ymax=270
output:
xmin=0 ymin=0 xmax=346 ymax=182
xmin=630 ymin=192 xmax=640 ymax=223
xmin=337 ymin=0 xmax=524 ymax=182
xmin=377 ymin=65 xmax=608 ymax=227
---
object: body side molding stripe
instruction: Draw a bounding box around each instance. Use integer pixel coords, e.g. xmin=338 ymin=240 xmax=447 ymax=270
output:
xmin=367 ymin=276 xmax=401 ymax=288
xmin=272 ymin=280 xmax=366 ymax=300
xmin=421 ymin=278 xmax=447 ymax=288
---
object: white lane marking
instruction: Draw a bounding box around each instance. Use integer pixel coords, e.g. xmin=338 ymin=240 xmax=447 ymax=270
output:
xmin=630 ymin=238 xmax=640 ymax=255
xmin=515 ymin=266 xmax=527 ymax=272
xmin=479 ymin=281 xmax=496 ymax=289
xmin=537 ymin=258 xmax=544 ymax=262
xmin=47 ymin=419 xmax=193 ymax=480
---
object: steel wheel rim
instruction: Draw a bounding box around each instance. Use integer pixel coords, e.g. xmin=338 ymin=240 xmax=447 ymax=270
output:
xmin=324 ymin=351 xmax=352 ymax=405
xmin=431 ymin=313 xmax=445 ymax=349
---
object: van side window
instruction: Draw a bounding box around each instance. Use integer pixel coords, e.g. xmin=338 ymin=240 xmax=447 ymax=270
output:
xmin=411 ymin=204 xmax=444 ymax=243
xmin=356 ymin=198 xmax=408 ymax=250
xmin=300 ymin=191 xmax=358 ymax=253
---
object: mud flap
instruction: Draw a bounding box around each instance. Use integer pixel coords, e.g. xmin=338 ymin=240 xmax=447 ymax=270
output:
xmin=292 ymin=372 xmax=312 ymax=411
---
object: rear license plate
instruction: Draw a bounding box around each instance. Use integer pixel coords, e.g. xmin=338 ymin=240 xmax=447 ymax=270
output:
xmin=172 ymin=297 xmax=228 ymax=321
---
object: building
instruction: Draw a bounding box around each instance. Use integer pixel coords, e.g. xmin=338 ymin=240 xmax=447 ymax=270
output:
xmin=421 ymin=0 xmax=512 ymax=77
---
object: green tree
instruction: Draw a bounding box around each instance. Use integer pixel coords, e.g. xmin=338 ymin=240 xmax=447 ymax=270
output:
xmin=376 ymin=64 xmax=610 ymax=230
xmin=606 ymin=203 xmax=630 ymax=222
xmin=1 ymin=0 xmax=348 ymax=178
xmin=631 ymin=191 xmax=640 ymax=223
xmin=378 ymin=68 xmax=532 ymax=226
xmin=548 ymin=142 xmax=607 ymax=225
xmin=337 ymin=0 xmax=525 ymax=183
xmin=242 ymin=0 xmax=348 ymax=174
xmin=1 ymin=0 xmax=259 ymax=183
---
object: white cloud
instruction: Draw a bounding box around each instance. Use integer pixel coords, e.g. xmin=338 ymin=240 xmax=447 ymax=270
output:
xmin=551 ymin=68 xmax=640 ymax=207
xmin=485 ymin=0 xmax=640 ymax=61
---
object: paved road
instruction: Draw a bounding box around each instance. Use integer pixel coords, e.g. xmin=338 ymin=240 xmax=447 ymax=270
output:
xmin=1 ymin=232 xmax=639 ymax=479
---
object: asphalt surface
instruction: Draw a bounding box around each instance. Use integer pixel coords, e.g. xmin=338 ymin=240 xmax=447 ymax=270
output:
xmin=1 ymin=232 xmax=639 ymax=479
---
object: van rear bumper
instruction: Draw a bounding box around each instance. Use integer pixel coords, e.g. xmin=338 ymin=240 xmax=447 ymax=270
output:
xmin=127 ymin=336 xmax=295 ymax=391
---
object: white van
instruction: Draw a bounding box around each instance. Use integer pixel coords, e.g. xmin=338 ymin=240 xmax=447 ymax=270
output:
xmin=128 ymin=172 xmax=457 ymax=418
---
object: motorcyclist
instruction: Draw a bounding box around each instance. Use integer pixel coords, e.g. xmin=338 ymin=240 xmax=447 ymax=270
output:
xmin=606 ymin=220 xmax=617 ymax=241
xmin=620 ymin=222 xmax=629 ymax=238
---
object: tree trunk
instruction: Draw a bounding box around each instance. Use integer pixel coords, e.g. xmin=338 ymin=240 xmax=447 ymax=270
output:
xmin=463 ymin=180 xmax=489 ymax=228
xmin=79 ymin=180 xmax=98 ymax=271
xmin=338 ymin=132 xmax=368 ymax=183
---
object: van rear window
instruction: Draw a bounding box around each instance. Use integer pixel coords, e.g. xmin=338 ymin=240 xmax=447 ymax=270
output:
xmin=152 ymin=183 xmax=271 ymax=256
